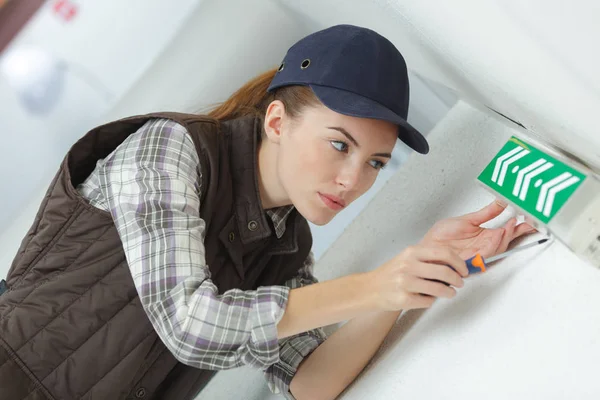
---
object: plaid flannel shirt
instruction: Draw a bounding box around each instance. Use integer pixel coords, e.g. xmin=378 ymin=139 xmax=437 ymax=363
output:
xmin=76 ymin=118 xmax=326 ymax=398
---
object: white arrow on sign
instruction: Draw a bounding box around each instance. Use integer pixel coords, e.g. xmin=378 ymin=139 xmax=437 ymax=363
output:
xmin=491 ymin=146 xmax=530 ymax=186
xmin=512 ymin=159 xmax=554 ymax=200
xmin=536 ymin=172 xmax=581 ymax=217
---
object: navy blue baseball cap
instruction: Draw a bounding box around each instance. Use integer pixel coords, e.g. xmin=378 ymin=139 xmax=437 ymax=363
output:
xmin=268 ymin=24 xmax=429 ymax=154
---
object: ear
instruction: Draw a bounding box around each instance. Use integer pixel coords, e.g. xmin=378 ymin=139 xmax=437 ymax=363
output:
xmin=263 ymin=100 xmax=286 ymax=144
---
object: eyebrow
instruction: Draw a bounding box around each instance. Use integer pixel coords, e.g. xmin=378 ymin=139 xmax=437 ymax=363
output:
xmin=327 ymin=126 xmax=392 ymax=159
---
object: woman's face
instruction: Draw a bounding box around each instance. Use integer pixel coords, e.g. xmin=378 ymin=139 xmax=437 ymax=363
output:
xmin=264 ymin=101 xmax=398 ymax=226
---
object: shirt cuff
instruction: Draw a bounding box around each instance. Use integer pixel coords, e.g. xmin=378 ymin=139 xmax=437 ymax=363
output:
xmin=264 ymin=330 xmax=327 ymax=398
xmin=240 ymin=285 xmax=291 ymax=368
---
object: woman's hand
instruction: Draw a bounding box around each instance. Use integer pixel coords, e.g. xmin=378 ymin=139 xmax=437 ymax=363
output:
xmin=421 ymin=201 xmax=537 ymax=260
xmin=368 ymin=244 xmax=468 ymax=311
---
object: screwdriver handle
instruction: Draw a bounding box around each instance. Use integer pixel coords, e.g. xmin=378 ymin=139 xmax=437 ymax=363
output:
xmin=431 ymin=254 xmax=489 ymax=287
xmin=465 ymin=254 xmax=488 ymax=275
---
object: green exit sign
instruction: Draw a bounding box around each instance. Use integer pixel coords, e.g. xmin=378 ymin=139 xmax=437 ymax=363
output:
xmin=478 ymin=137 xmax=587 ymax=224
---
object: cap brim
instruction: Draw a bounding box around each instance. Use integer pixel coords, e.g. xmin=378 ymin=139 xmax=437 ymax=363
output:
xmin=310 ymin=84 xmax=429 ymax=154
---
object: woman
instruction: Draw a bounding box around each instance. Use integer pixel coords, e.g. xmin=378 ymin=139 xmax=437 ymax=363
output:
xmin=0 ymin=24 xmax=533 ymax=400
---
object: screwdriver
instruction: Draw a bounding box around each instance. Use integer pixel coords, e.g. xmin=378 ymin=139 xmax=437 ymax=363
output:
xmin=430 ymin=237 xmax=550 ymax=287
xmin=465 ymin=238 xmax=549 ymax=274
xmin=464 ymin=237 xmax=549 ymax=275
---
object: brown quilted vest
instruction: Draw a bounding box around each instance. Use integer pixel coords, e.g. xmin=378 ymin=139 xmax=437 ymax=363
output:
xmin=0 ymin=113 xmax=312 ymax=400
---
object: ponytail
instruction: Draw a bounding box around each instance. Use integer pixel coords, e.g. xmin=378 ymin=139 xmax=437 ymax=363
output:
xmin=206 ymin=67 xmax=321 ymax=123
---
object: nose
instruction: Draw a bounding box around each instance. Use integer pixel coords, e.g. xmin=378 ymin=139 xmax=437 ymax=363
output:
xmin=335 ymin=162 xmax=362 ymax=190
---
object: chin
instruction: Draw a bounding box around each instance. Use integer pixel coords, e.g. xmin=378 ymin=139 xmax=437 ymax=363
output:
xmin=308 ymin=216 xmax=333 ymax=226
xmin=295 ymin=205 xmax=336 ymax=226
xmin=292 ymin=194 xmax=341 ymax=226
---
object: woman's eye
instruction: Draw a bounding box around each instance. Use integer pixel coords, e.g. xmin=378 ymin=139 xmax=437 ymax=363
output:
xmin=331 ymin=140 xmax=348 ymax=153
xmin=370 ymin=160 xmax=387 ymax=170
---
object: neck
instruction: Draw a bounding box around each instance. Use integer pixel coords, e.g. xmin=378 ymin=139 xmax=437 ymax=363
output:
xmin=257 ymin=139 xmax=291 ymax=209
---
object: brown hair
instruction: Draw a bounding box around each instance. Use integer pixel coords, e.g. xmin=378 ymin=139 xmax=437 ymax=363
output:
xmin=207 ymin=67 xmax=322 ymax=123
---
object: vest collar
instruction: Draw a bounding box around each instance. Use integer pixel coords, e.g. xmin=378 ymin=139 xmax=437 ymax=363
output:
xmin=223 ymin=116 xmax=297 ymax=249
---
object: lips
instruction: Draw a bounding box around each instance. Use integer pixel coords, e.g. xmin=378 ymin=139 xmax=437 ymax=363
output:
xmin=318 ymin=192 xmax=346 ymax=210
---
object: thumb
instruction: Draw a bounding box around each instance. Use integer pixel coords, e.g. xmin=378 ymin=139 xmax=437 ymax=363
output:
xmin=464 ymin=200 xmax=507 ymax=226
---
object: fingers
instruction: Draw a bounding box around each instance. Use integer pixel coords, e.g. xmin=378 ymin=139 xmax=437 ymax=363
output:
xmin=464 ymin=200 xmax=507 ymax=226
xmin=414 ymin=262 xmax=464 ymax=288
xmin=405 ymin=276 xmax=457 ymax=299
xmin=495 ymin=221 xmax=537 ymax=257
xmin=378 ymin=244 xmax=470 ymax=311
xmin=497 ymin=218 xmax=518 ymax=254
xmin=409 ymin=293 xmax=436 ymax=309
xmin=513 ymin=222 xmax=537 ymax=238
xmin=409 ymin=245 xmax=469 ymax=277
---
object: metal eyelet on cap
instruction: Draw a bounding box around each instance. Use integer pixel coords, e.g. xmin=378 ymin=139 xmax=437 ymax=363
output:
xmin=248 ymin=221 xmax=258 ymax=231
xmin=278 ymin=62 xmax=285 ymax=72
xmin=300 ymin=59 xmax=311 ymax=69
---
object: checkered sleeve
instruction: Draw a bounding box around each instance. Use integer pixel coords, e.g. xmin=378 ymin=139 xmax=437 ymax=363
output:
xmin=77 ymin=118 xmax=290 ymax=370
xmin=264 ymin=251 xmax=328 ymax=399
